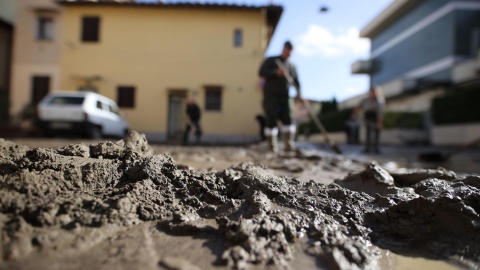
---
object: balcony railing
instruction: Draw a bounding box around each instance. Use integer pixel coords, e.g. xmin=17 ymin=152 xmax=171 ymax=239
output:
xmin=351 ymin=60 xmax=372 ymax=74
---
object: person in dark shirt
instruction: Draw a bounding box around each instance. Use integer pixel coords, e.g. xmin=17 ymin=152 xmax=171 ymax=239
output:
xmin=182 ymin=98 xmax=202 ymax=145
xmin=258 ymin=41 xmax=301 ymax=153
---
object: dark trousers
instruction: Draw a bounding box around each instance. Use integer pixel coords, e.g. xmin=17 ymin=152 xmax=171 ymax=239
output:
xmin=256 ymin=115 xmax=266 ymax=141
xmin=364 ymin=111 xmax=380 ymax=151
xmin=346 ymin=124 xmax=360 ymax=144
xmin=365 ymin=124 xmax=380 ymax=151
xmin=262 ymin=95 xmax=293 ymax=128
xmin=182 ymin=121 xmax=202 ymax=144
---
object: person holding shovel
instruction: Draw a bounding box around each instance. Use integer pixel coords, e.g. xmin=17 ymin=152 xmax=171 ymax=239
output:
xmin=258 ymin=41 xmax=301 ymax=153
xmin=359 ymin=86 xmax=385 ymax=153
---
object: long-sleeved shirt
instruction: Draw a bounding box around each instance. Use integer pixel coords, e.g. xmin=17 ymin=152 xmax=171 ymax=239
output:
xmin=259 ymin=56 xmax=300 ymax=97
xmin=360 ymin=96 xmax=384 ymax=121
xmin=186 ymin=104 xmax=201 ymax=122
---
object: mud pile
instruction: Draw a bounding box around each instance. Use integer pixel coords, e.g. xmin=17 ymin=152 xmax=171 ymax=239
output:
xmin=0 ymin=132 xmax=479 ymax=269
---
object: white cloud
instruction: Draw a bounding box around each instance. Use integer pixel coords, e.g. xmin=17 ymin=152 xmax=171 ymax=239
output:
xmin=294 ymin=25 xmax=370 ymax=58
xmin=337 ymin=85 xmax=366 ymax=101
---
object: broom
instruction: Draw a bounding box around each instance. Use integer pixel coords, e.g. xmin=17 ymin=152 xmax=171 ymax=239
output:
xmin=275 ymin=59 xmax=342 ymax=154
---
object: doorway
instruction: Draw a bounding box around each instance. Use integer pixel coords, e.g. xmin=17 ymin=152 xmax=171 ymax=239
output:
xmin=167 ymin=90 xmax=187 ymax=142
xmin=32 ymin=76 xmax=50 ymax=105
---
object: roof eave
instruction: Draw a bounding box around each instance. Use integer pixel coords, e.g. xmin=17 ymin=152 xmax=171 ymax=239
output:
xmin=265 ymin=5 xmax=283 ymax=45
xmin=360 ymin=0 xmax=421 ymax=38
xmin=57 ymin=1 xmax=284 ymax=48
xmin=56 ymin=1 xmax=280 ymax=12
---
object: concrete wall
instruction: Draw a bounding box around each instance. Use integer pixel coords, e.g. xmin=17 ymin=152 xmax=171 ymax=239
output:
xmin=385 ymin=88 xmax=445 ymax=112
xmin=453 ymin=49 xmax=480 ymax=83
xmin=59 ymin=6 xmax=269 ymax=141
xmin=432 ymin=123 xmax=480 ymax=145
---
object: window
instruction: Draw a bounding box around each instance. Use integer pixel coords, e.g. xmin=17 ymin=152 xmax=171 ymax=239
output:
xmin=96 ymin=100 xmax=103 ymax=109
xmin=234 ymin=29 xmax=243 ymax=47
xmin=36 ymin=16 xmax=54 ymax=40
xmin=31 ymin=76 xmax=50 ymax=105
xmin=205 ymin=86 xmax=222 ymax=111
xmin=117 ymin=86 xmax=135 ymax=108
xmin=108 ymin=104 xmax=119 ymax=114
xmin=81 ymin=16 xmax=100 ymax=42
xmin=48 ymin=97 xmax=84 ymax=106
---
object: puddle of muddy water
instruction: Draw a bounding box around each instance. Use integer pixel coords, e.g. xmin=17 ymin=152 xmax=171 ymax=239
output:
xmin=285 ymin=239 xmax=464 ymax=270
xmin=380 ymin=159 xmax=480 ymax=178
xmin=330 ymin=143 xmax=480 ymax=176
xmin=377 ymin=250 xmax=463 ymax=270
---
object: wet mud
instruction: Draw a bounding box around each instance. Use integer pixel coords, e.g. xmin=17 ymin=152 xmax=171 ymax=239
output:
xmin=0 ymin=132 xmax=479 ymax=269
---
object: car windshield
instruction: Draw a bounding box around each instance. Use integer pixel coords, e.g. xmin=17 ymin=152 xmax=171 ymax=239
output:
xmin=47 ymin=96 xmax=85 ymax=105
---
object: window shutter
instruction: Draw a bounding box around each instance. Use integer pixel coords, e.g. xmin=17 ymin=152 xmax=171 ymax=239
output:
xmin=82 ymin=17 xmax=100 ymax=42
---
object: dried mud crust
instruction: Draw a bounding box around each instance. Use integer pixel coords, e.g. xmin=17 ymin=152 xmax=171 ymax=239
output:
xmin=0 ymin=133 xmax=479 ymax=270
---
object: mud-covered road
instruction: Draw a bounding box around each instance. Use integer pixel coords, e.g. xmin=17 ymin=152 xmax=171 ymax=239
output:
xmin=0 ymin=132 xmax=479 ymax=270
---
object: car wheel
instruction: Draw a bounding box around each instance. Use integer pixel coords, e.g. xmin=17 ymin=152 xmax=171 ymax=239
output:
xmin=122 ymin=129 xmax=129 ymax=138
xmin=88 ymin=125 xmax=102 ymax=140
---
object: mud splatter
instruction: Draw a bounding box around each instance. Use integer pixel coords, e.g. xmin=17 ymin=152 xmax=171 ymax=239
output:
xmin=0 ymin=132 xmax=479 ymax=269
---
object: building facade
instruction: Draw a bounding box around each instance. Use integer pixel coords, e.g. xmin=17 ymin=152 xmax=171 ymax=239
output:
xmin=0 ymin=0 xmax=15 ymax=125
xmin=60 ymin=1 xmax=281 ymax=143
xmin=9 ymin=0 xmax=282 ymax=143
xmin=9 ymin=0 xmax=63 ymax=128
xmin=350 ymin=0 xmax=480 ymax=112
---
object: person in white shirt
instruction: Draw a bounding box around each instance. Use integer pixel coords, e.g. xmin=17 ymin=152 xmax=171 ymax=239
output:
xmin=359 ymin=86 xmax=385 ymax=153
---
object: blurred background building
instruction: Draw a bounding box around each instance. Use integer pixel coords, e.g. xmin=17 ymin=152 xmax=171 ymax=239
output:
xmin=0 ymin=0 xmax=15 ymax=127
xmin=9 ymin=0 xmax=63 ymax=132
xmin=345 ymin=0 xmax=480 ymax=145
xmin=5 ymin=0 xmax=480 ymax=146
xmin=351 ymin=0 xmax=480 ymax=110
xmin=7 ymin=0 xmax=282 ymax=143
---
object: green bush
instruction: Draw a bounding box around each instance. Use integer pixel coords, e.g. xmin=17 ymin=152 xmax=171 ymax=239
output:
xmin=320 ymin=109 xmax=352 ymax=131
xmin=298 ymin=109 xmax=424 ymax=135
xmin=431 ymin=85 xmax=480 ymax=125
xmin=298 ymin=109 xmax=351 ymax=134
xmin=383 ymin=111 xmax=424 ymax=129
xmin=320 ymin=98 xmax=338 ymax=115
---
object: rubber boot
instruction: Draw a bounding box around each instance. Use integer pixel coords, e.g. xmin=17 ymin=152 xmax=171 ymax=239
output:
xmin=267 ymin=135 xmax=279 ymax=153
xmin=283 ymin=132 xmax=296 ymax=152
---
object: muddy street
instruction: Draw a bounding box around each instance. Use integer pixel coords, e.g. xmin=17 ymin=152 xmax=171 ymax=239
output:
xmin=0 ymin=132 xmax=479 ymax=270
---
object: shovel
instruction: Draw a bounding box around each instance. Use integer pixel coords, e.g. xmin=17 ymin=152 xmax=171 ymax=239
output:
xmin=275 ymin=59 xmax=342 ymax=154
xmin=302 ymin=99 xmax=343 ymax=154
xmin=418 ymin=135 xmax=480 ymax=162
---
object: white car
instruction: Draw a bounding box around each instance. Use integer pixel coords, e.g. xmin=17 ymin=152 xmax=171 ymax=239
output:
xmin=36 ymin=91 xmax=129 ymax=139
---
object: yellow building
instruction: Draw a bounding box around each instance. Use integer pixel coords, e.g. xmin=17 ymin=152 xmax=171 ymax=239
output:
xmin=9 ymin=0 xmax=63 ymax=129
xmin=51 ymin=1 xmax=281 ymax=143
xmin=0 ymin=0 xmax=15 ymax=125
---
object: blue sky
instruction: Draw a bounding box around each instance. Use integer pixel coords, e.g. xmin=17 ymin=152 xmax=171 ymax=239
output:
xmin=161 ymin=0 xmax=393 ymax=101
